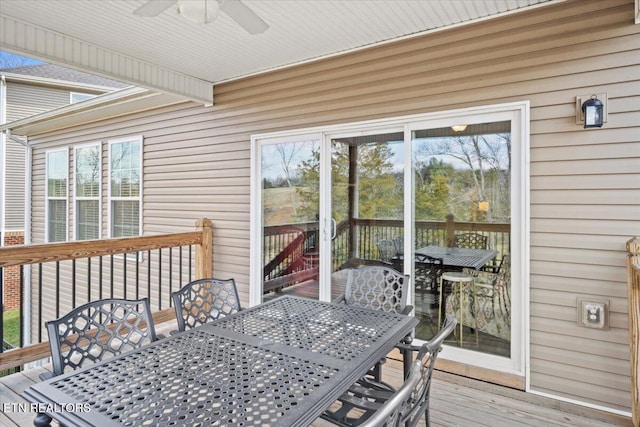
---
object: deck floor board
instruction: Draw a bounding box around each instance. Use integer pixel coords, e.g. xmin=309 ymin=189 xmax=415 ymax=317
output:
xmin=0 ymin=319 xmax=632 ymax=427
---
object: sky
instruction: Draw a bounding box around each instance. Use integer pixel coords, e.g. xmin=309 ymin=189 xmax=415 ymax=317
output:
xmin=0 ymin=51 xmax=44 ymax=69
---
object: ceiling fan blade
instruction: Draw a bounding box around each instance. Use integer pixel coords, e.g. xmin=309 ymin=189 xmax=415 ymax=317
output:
xmin=219 ymin=0 xmax=269 ymax=34
xmin=133 ymin=0 xmax=178 ymax=17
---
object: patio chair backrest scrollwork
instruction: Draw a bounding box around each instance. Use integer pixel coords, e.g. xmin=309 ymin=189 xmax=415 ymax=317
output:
xmin=454 ymin=232 xmax=488 ymax=250
xmin=46 ymin=298 xmax=158 ymax=376
xmin=172 ymin=278 xmax=241 ymax=332
xmin=338 ymin=266 xmax=410 ymax=315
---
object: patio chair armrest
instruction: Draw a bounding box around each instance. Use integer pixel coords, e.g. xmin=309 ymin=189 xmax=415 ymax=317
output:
xmin=332 ymin=294 xmax=347 ymax=304
xmin=394 ymin=341 xmax=421 ymax=353
xmin=39 ymin=371 xmax=55 ymax=381
xmin=400 ymin=304 xmax=414 ymax=315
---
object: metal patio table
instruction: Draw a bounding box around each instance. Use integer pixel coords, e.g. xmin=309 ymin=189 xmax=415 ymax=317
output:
xmin=415 ymin=245 xmax=498 ymax=270
xmin=23 ymin=295 xmax=418 ymax=427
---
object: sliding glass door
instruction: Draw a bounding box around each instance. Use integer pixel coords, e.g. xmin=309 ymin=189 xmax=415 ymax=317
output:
xmin=252 ymin=102 xmax=527 ymax=376
xmin=329 ymin=131 xmax=404 ymax=298
xmin=259 ymin=135 xmax=321 ymax=301
xmin=411 ymin=121 xmax=513 ymax=360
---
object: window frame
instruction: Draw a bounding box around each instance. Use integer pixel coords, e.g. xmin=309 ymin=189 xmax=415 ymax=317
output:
xmin=73 ymin=142 xmax=102 ymax=241
xmin=45 ymin=148 xmax=69 ymax=243
xmin=108 ymin=136 xmax=143 ymax=239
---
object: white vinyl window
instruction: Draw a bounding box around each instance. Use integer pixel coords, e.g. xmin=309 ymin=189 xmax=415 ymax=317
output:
xmin=74 ymin=143 xmax=101 ymax=240
xmin=109 ymin=136 xmax=142 ymax=238
xmin=46 ymin=149 xmax=68 ymax=242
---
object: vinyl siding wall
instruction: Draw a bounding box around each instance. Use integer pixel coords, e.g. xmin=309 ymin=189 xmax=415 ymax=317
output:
xmin=25 ymin=0 xmax=639 ymax=415
xmin=3 ymin=82 xmax=79 ymax=230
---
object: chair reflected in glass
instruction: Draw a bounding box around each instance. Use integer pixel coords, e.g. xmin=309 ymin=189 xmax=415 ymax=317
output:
xmin=376 ymin=239 xmax=398 ymax=264
xmin=454 ymin=232 xmax=488 ymax=250
xmin=172 ymin=278 xmax=241 ymax=332
xmin=334 ymin=265 xmax=412 ymax=380
xmin=43 ymin=297 xmax=158 ymax=379
xmin=392 ymin=235 xmax=404 ymax=255
xmin=445 ymin=254 xmax=511 ymax=350
xmin=414 ymin=254 xmax=443 ymax=304
xmin=321 ymin=315 xmax=457 ymax=427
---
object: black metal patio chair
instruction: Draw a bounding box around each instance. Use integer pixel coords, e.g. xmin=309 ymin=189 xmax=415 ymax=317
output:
xmin=42 ymin=297 xmax=158 ymax=379
xmin=171 ymin=277 xmax=241 ymax=332
xmin=321 ymin=314 xmax=457 ymax=427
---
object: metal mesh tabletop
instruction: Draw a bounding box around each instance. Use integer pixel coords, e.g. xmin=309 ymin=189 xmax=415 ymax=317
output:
xmin=212 ymin=296 xmax=401 ymax=361
xmin=24 ymin=296 xmax=418 ymax=427
xmin=416 ymin=246 xmax=498 ymax=270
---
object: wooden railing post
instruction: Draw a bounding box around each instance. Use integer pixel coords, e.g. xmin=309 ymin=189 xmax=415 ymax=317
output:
xmin=627 ymin=236 xmax=640 ymax=427
xmin=195 ymin=218 xmax=213 ymax=280
xmin=445 ymin=214 xmax=456 ymax=247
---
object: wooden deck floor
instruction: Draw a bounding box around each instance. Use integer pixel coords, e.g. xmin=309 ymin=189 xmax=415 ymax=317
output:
xmin=1 ymin=321 xmax=632 ymax=427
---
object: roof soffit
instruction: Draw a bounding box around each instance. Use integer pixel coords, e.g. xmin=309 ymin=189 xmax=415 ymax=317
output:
xmin=0 ymin=0 xmax=557 ymax=105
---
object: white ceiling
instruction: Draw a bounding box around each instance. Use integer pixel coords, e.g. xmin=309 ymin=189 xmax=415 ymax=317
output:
xmin=0 ymin=0 xmax=556 ymax=104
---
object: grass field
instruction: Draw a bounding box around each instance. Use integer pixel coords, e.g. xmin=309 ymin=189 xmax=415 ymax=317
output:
xmin=263 ymin=186 xmax=301 ymax=225
xmin=2 ymin=309 xmax=20 ymax=348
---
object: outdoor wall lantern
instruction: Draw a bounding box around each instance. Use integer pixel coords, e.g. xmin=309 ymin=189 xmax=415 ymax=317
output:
xmin=581 ymin=95 xmax=604 ymax=128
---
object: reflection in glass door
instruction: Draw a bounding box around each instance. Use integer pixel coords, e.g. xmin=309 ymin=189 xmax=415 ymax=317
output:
xmin=411 ymin=122 xmax=512 ymax=359
xmin=329 ymin=132 xmax=404 ymax=299
xmin=260 ymin=137 xmax=321 ymax=301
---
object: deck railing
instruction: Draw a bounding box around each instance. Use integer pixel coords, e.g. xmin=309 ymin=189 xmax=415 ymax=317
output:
xmin=264 ymin=215 xmax=510 ymax=293
xmin=0 ymin=219 xmax=213 ymax=372
xmin=627 ymin=236 xmax=640 ymax=427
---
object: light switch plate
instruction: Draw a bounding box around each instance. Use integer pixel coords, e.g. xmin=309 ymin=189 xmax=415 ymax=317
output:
xmin=577 ymin=299 xmax=609 ymax=330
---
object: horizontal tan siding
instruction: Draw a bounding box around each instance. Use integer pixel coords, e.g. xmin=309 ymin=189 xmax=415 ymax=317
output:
xmin=5 ymin=82 xmax=71 ymax=122
xmin=25 ymin=0 xmax=638 ymax=415
xmin=4 ymin=82 xmax=77 ymax=231
xmin=3 ymin=140 xmax=25 ymax=230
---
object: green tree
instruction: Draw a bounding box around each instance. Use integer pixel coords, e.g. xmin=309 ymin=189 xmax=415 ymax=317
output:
xmin=415 ymin=158 xmax=452 ymax=220
xmin=296 ymin=142 xmax=402 ymax=222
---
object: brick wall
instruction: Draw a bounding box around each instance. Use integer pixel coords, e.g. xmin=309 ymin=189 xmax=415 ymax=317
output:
xmin=2 ymin=232 xmax=24 ymax=311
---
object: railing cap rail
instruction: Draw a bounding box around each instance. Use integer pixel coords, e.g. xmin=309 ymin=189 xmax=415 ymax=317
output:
xmin=0 ymin=232 xmax=203 ymax=268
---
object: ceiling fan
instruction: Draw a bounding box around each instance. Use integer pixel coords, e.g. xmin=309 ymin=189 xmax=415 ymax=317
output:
xmin=133 ymin=0 xmax=269 ymax=34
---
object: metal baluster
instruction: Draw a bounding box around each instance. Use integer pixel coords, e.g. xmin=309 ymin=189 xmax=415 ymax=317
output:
xmin=158 ymin=248 xmax=162 ymax=310
xmin=19 ymin=265 xmax=24 ymax=348
xmin=38 ymin=264 xmax=43 ymax=342
xmin=136 ymin=252 xmax=140 ymax=300
xmin=55 ymin=261 xmax=60 ymax=318
xmin=110 ymin=255 xmax=114 ymax=298
xmin=169 ymin=247 xmax=173 ymax=307
xmin=147 ymin=250 xmax=151 ymax=300
xmin=123 ymin=252 xmax=128 ymax=299
xmin=72 ymin=259 xmax=76 ymax=308
xmin=87 ymin=258 xmax=92 ymax=302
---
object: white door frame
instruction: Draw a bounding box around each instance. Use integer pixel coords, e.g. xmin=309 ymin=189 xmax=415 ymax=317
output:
xmin=250 ymin=100 xmax=530 ymax=376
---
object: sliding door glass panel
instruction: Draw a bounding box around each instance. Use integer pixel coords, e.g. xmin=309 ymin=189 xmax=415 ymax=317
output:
xmin=261 ymin=138 xmax=321 ymax=301
xmin=412 ymin=122 xmax=512 ymax=358
xmin=330 ymin=132 xmax=404 ymax=299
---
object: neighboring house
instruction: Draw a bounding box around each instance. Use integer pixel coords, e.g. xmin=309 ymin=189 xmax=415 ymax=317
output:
xmin=0 ymin=0 xmax=639 ymax=422
xmin=0 ymin=64 xmax=128 ymax=309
